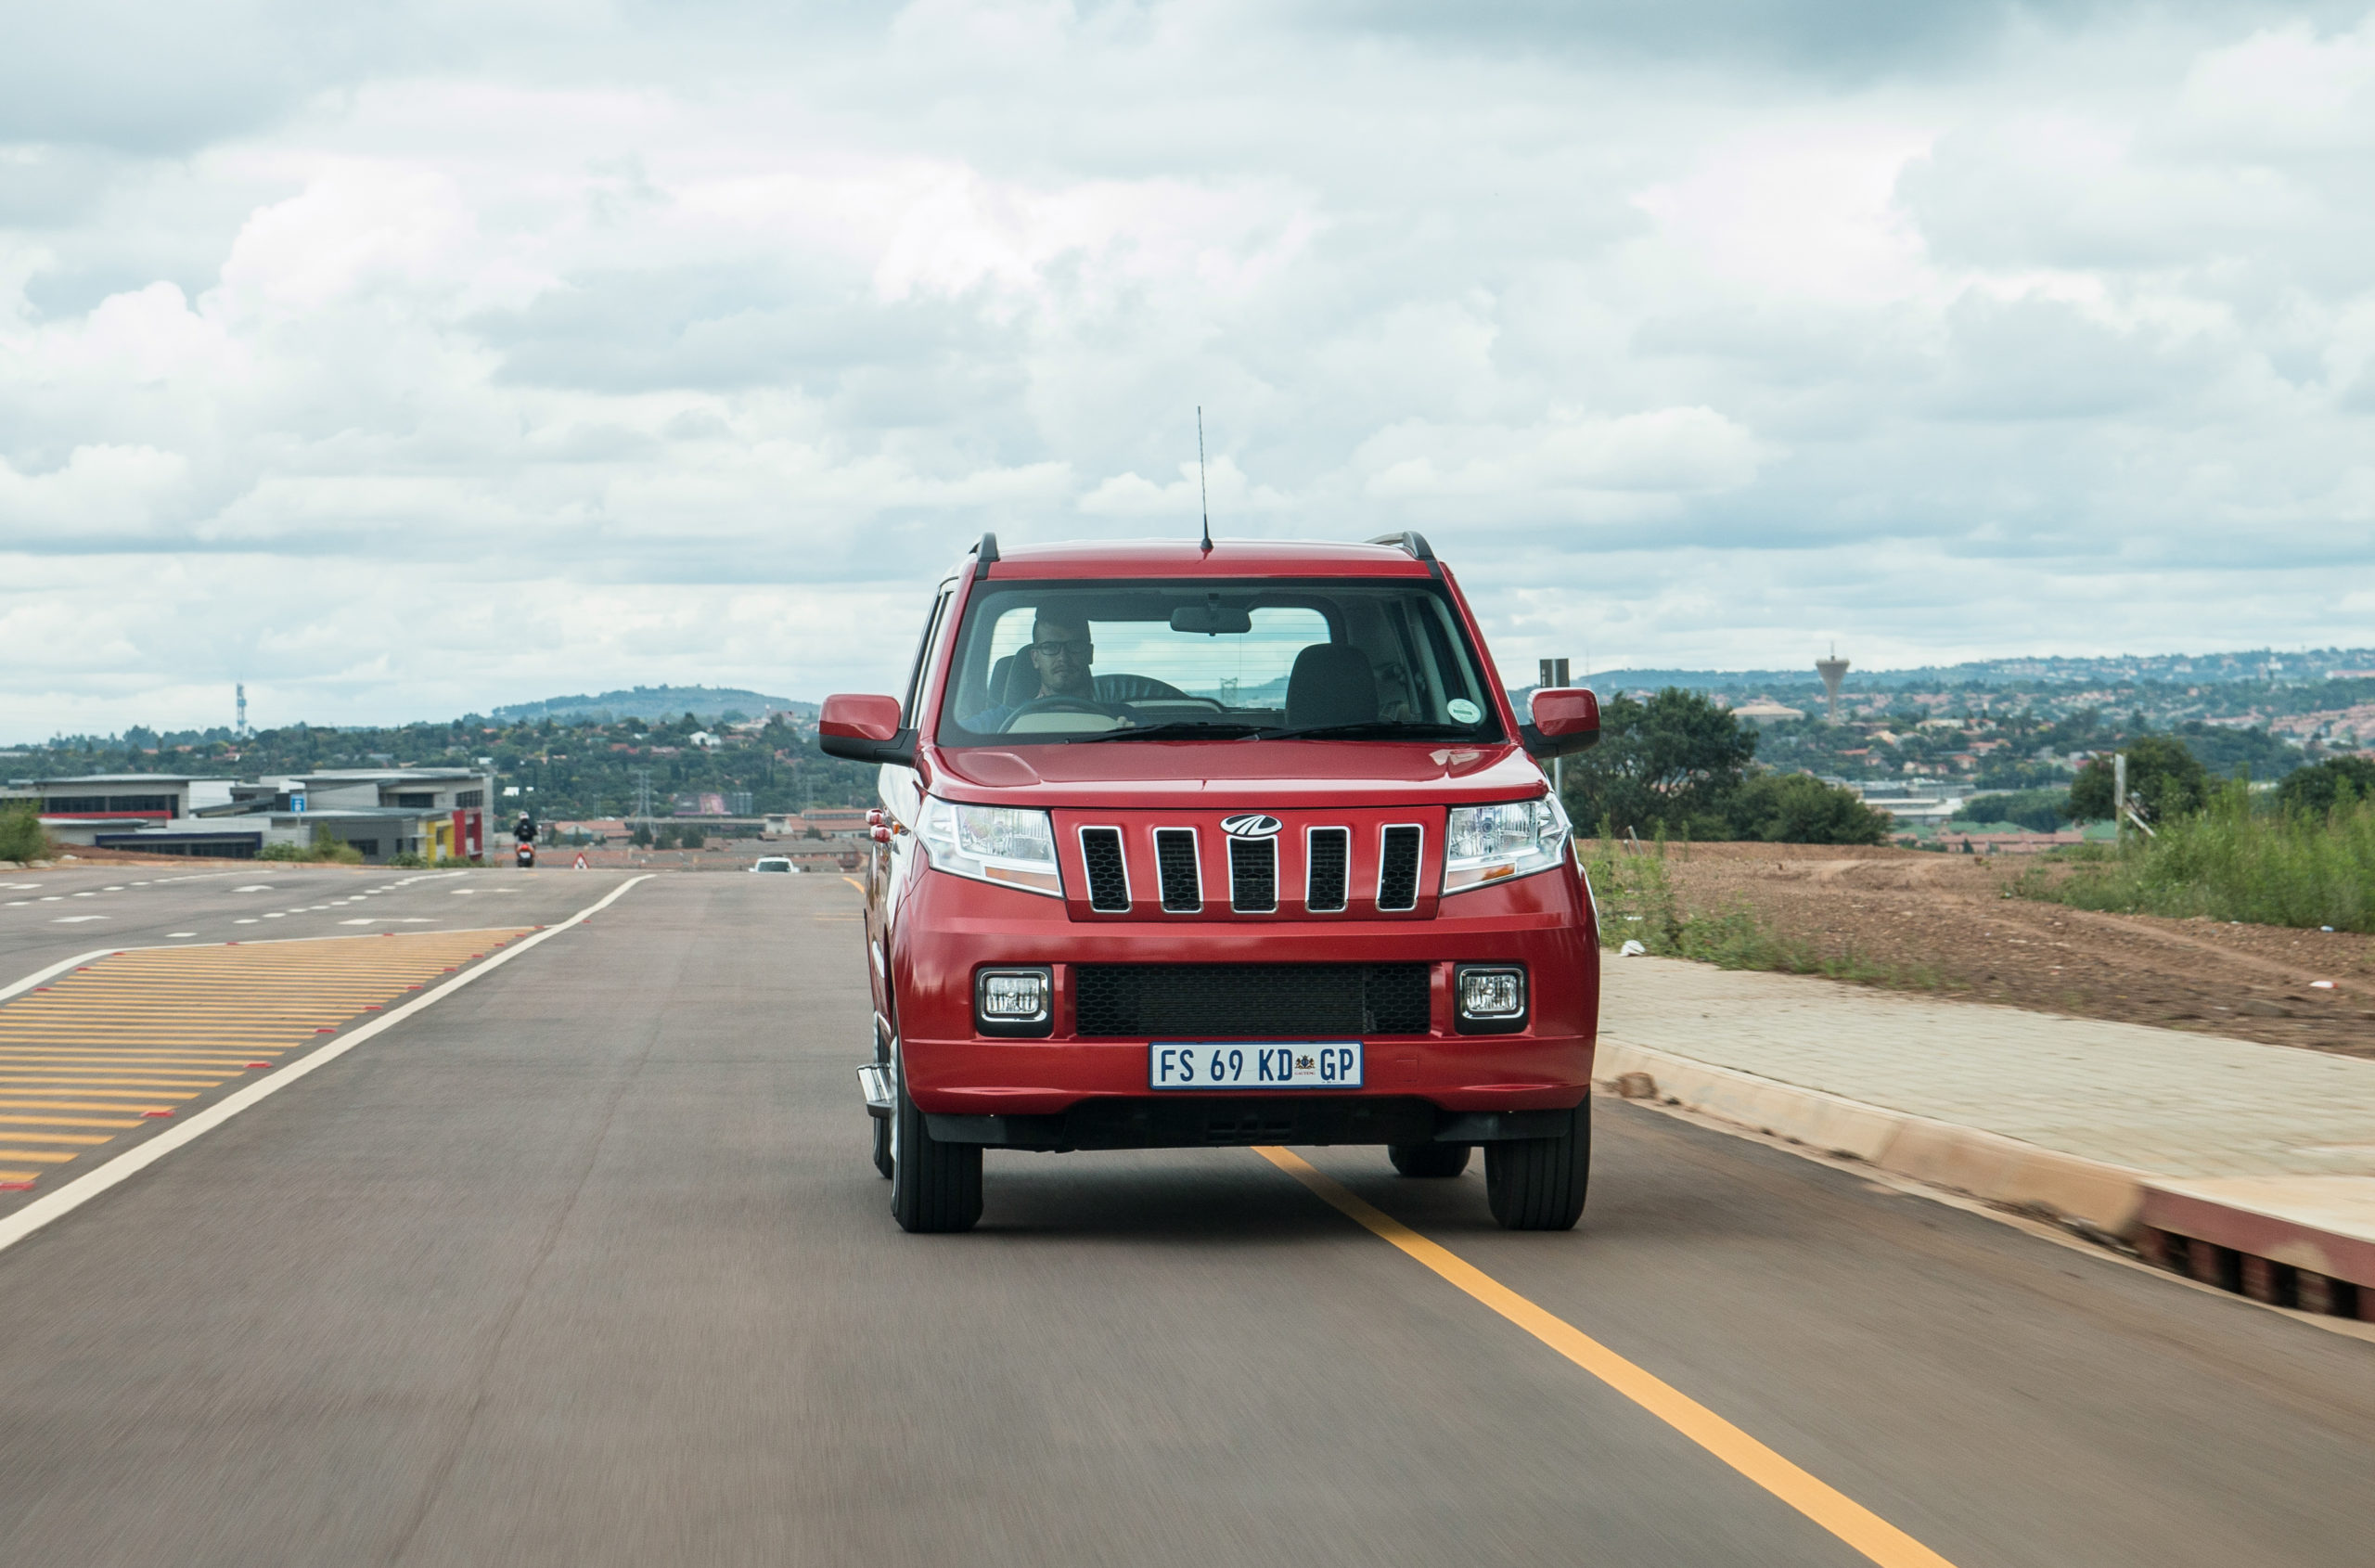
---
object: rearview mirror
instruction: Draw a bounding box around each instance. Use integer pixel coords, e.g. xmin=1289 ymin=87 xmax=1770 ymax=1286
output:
xmin=1169 ymin=604 xmax=1253 ymax=635
xmin=818 ymin=693 xmax=917 ymax=766
xmin=1520 ymin=688 xmax=1599 ymax=759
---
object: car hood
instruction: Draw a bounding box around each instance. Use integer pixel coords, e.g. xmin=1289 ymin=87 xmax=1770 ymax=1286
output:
xmin=921 ymin=738 xmax=1549 ymax=809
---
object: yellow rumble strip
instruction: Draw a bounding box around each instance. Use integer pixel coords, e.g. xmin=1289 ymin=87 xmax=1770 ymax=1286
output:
xmin=0 ymin=931 xmax=533 ymax=1189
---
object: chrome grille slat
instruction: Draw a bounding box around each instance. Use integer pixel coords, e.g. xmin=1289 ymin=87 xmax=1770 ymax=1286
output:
xmin=1305 ymin=827 xmax=1349 ymax=913
xmin=1153 ymin=827 xmax=1202 ymax=912
xmin=1080 ymin=827 xmax=1129 ymax=912
xmin=1227 ymin=835 xmax=1277 ymax=913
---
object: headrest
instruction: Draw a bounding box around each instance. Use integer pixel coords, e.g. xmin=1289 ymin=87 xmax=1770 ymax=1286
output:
xmin=1286 ymin=644 xmax=1378 ymax=728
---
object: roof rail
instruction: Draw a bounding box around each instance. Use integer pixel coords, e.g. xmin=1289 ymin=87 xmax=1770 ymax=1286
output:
xmin=972 ymin=531 xmax=1000 ymax=581
xmin=1366 ymin=531 xmax=1440 ymax=576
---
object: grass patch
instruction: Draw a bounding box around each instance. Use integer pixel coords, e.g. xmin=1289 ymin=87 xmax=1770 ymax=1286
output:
xmin=1582 ymin=836 xmax=1945 ymax=990
xmin=2017 ymin=782 xmax=2375 ymax=932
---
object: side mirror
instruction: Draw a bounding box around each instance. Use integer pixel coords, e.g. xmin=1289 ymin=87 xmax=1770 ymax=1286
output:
xmin=1520 ymin=688 xmax=1599 ymax=759
xmin=819 ymin=694 xmax=917 ymax=766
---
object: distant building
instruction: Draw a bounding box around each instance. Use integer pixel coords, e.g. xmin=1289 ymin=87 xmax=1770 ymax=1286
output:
xmin=1729 ymin=699 xmax=1806 ymax=726
xmin=1842 ymin=779 xmax=1966 ymax=828
xmin=4 ymin=767 xmax=492 ymax=862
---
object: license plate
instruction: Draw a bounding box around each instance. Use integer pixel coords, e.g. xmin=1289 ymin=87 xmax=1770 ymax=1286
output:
xmin=1149 ymin=1042 xmax=1363 ymax=1090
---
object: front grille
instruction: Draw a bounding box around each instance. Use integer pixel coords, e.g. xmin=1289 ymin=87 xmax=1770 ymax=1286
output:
xmin=1378 ymin=825 xmax=1422 ymax=911
xmin=1305 ymin=827 xmax=1349 ymax=913
xmin=1227 ymin=835 xmax=1277 ymax=912
xmin=1154 ymin=828 xmax=1201 ymax=912
xmin=1073 ymin=963 xmax=1432 ymax=1037
xmin=1081 ymin=828 xmax=1129 ymax=911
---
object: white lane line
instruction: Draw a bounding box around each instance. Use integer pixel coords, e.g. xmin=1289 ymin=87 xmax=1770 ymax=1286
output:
xmin=0 ymin=946 xmax=124 ymax=1004
xmin=51 ymin=916 xmax=109 ymax=924
xmin=0 ymin=875 xmax=653 ymax=1258
xmin=165 ymin=932 xmax=198 ymax=938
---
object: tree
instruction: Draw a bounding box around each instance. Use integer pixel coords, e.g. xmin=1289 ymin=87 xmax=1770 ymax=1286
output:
xmin=2277 ymin=756 xmax=2375 ymax=816
xmin=1960 ymin=788 xmax=2070 ymax=833
xmin=2068 ymin=735 xmax=2210 ymax=824
xmin=1562 ymin=688 xmax=1757 ymax=837
xmin=1725 ymin=773 xmax=1893 ymax=844
xmin=630 ymin=824 xmax=653 ymax=848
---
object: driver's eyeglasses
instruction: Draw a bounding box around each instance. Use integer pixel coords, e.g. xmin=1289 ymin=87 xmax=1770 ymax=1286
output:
xmin=1027 ymin=638 xmax=1093 ymax=659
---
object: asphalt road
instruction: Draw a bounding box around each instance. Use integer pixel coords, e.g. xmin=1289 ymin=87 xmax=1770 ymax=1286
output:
xmin=0 ymin=861 xmax=631 ymax=979
xmin=0 ymin=871 xmax=2369 ymax=1567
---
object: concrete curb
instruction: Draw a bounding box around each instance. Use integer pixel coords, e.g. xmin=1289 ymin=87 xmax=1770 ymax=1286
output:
xmin=1593 ymin=1039 xmax=2152 ymax=1236
xmin=1594 ymin=1039 xmax=2375 ymax=1326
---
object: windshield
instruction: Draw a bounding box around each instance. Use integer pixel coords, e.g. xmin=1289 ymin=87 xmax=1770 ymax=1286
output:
xmin=934 ymin=578 xmax=1506 ymax=745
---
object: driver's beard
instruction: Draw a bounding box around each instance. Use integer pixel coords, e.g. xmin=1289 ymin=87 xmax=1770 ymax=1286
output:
xmin=1040 ymin=667 xmax=1092 ymax=699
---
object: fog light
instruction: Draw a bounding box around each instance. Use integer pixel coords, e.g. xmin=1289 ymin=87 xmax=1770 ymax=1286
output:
xmin=975 ymin=966 xmax=1053 ymax=1036
xmin=1455 ymin=964 xmax=1526 ymax=1034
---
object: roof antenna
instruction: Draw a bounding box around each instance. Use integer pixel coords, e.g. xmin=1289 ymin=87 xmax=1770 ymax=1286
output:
xmin=1197 ymin=406 xmax=1213 ymax=553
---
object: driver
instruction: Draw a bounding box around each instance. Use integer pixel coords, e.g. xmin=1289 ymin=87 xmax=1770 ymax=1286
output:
xmin=967 ymin=610 xmax=1136 ymax=732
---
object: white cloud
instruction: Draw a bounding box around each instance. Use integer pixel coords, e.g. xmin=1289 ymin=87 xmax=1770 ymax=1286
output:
xmin=3 ymin=0 xmax=2373 ymax=734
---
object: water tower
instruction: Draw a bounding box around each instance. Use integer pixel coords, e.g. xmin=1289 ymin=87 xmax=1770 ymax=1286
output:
xmin=1815 ymin=648 xmax=1850 ymax=721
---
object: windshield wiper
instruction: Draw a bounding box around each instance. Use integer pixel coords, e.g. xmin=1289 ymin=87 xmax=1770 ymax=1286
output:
xmin=1072 ymin=721 xmax=1270 ymax=742
xmin=1253 ymin=722 xmax=1485 ymax=741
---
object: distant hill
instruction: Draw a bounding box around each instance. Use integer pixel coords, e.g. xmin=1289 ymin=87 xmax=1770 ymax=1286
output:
xmin=491 ymin=686 xmax=811 ymax=723
xmin=1578 ymin=647 xmax=2375 ymax=696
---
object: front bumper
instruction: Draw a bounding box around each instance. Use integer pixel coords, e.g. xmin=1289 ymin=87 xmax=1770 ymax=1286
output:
xmin=889 ymin=862 xmax=1598 ymax=1131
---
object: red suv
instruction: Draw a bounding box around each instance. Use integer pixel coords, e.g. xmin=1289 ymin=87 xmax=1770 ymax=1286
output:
xmin=823 ymin=533 xmax=1601 ymax=1233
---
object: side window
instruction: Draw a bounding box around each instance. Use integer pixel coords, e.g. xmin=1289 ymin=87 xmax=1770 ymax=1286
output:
xmin=900 ymin=588 xmax=954 ymax=727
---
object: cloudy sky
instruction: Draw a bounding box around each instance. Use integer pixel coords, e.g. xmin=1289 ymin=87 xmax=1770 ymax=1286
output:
xmin=5 ymin=1 xmax=2373 ymax=734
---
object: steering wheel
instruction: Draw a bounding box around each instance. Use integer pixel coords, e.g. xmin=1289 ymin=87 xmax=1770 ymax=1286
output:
xmin=999 ymin=695 xmax=1126 ymax=732
xmin=1095 ymin=674 xmax=1191 ymax=702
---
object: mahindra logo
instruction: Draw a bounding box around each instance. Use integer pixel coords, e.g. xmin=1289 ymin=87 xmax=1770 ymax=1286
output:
xmin=1221 ymin=813 xmax=1282 ymax=839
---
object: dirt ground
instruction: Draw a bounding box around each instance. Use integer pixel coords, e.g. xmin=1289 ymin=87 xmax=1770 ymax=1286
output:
xmin=1638 ymin=842 xmax=2375 ymax=1060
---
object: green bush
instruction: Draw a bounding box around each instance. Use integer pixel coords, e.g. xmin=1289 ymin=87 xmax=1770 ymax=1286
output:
xmin=257 ymin=828 xmax=366 ymax=864
xmin=2032 ymin=779 xmax=2375 ymax=932
xmin=0 ymin=803 xmax=52 ymax=862
xmin=1725 ymin=773 xmax=1891 ymax=844
xmin=308 ymin=826 xmax=364 ymax=865
xmin=386 ymin=851 xmax=430 ymax=868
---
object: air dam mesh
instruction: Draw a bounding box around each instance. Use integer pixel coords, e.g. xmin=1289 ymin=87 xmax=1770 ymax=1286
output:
xmin=1072 ymin=963 xmax=1431 ymax=1038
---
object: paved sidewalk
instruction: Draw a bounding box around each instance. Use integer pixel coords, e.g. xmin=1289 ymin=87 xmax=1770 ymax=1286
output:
xmin=1599 ymin=957 xmax=2375 ymax=1181
xmin=1597 ymin=956 xmax=2375 ymax=1313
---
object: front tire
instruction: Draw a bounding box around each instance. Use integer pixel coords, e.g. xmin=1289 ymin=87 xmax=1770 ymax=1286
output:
xmin=890 ymin=1063 xmax=982 ymax=1233
xmin=1484 ymin=1099 xmax=1589 ymax=1230
xmin=1388 ymin=1142 xmax=1470 ymax=1178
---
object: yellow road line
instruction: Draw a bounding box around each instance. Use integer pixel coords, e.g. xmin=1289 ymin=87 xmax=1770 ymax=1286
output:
xmin=0 ymin=1113 xmax=145 ymax=1128
xmin=0 ymin=1150 xmax=78 ymax=1164
xmin=0 ymin=1073 xmax=236 ymax=1083
xmin=0 ymin=1054 xmax=282 ymax=1065
xmin=0 ymin=1098 xmax=183 ymax=1111
xmin=1254 ymin=1149 xmax=1960 ymax=1568
xmin=0 ymin=1091 xmax=195 ymax=1104
xmin=0 ymin=1130 xmax=111 ymax=1145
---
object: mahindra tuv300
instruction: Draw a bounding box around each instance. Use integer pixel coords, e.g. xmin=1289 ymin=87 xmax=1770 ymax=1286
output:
xmin=823 ymin=533 xmax=1602 ymax=1233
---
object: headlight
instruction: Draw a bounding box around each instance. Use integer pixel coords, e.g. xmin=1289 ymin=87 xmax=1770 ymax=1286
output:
xmin=916 ymin=798 xmax=1062 ymax=897
xmin=1443 ymin=796 xmax=1571 ymax=893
